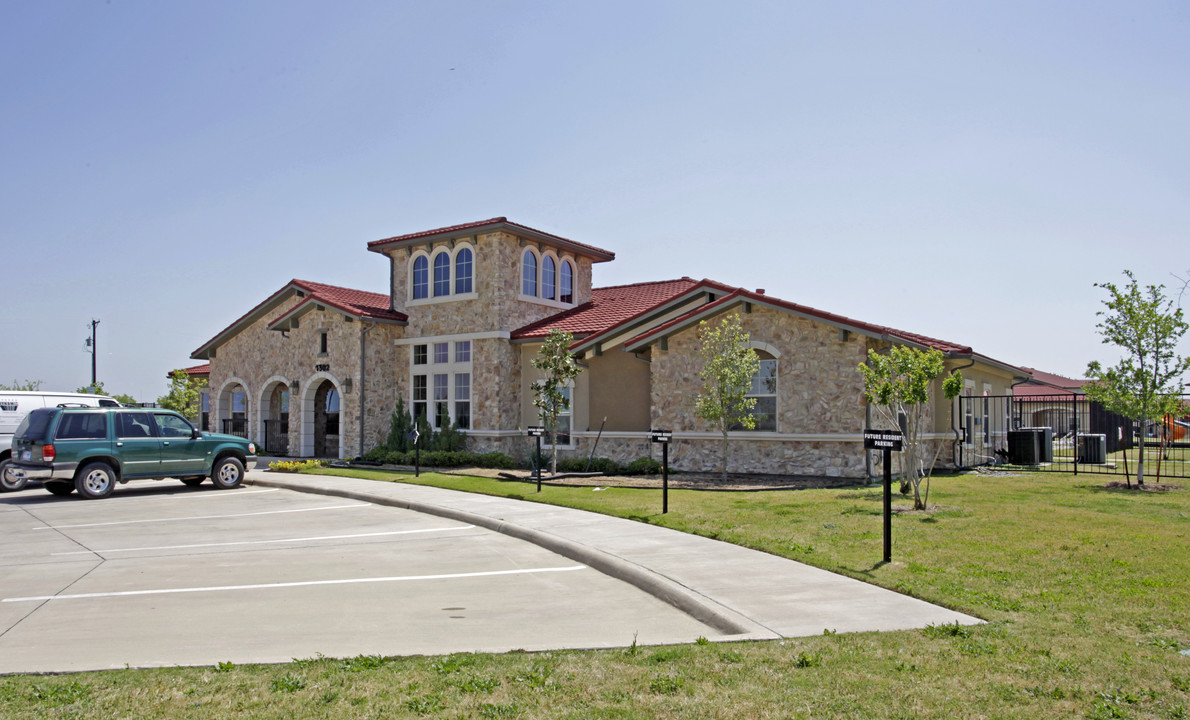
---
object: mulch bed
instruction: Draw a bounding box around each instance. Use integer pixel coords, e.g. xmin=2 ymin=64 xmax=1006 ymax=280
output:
xmin=1101 ymin=481 xmax=1184 ymax=492
xmin=440 ymin=467 xmax=866 ymax=492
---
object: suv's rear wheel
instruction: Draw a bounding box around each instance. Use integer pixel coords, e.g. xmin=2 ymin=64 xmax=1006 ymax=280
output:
xmin=45 ymin=482 xmax=74 ymax=496
xmin=0 ymin=458 xmax=27 ymax=492
xmin=210 ymin=457 xmax=244 ymax=490
xmin=76 ymin=462 xmax=116 ymax=499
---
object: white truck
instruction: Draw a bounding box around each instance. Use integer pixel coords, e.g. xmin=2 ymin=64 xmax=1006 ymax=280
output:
xmin=1 ymin=391 xmax=121 ymax=491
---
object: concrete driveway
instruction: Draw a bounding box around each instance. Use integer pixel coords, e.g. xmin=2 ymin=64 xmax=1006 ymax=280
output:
xmin=0 ymin=481 xmax=712 ymax=674
xmin=1 ymin=470 xmax=980 ymax=674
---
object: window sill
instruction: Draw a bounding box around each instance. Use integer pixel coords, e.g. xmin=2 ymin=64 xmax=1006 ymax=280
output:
xmin=518 ymin=294 xmax=575 ymax=310
xmin=408 ymin=293 xmax=479 ymax=307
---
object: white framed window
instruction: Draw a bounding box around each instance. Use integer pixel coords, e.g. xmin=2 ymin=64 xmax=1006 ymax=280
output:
xmin=747 ymin=351 xmax=778 ymax=431
xmin=522 ymin=249 xmax=538 ymax=297
xmin=408 ymin=337 xmax=474 ymax=429
xmin=409 ymin=243 xmax=477 ymax=304
xmin=542 ymin=255 xmax=556 ymax=300
xmin=412 ymin=375 xmax=427 ymax=421
xmin=560 ymin=259 xmax=574 ymax=304
xmin=454 ymin=372 xmax=470 ymax=429
xmin=432 ymin=252 xmax=451 ymax=297
xmin=411 ymin=254 xmax=429 ymax=300
xmin=455 ymin=247 xmax=473 ymax=294
xmin=731 ymin=344 xmax=779 ymax=432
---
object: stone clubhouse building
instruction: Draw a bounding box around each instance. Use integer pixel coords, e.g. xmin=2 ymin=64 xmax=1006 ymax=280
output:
xmin=189 ymin=217 xmax=1026 ymax=478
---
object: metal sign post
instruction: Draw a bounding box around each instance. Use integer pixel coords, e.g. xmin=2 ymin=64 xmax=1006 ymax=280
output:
xmin=527 ymin=426 xmax=546 ymax=492
xmin=864 ymin=429 xmax=903 ymax=563
xmin=650 ymin=429 xmax=672 ymax=513
xmin=407 ymin=427 xmax=421 ymax=477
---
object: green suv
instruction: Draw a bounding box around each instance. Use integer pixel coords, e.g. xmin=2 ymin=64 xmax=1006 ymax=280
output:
xmin=8 ymin=406 xmax=257 ymax=499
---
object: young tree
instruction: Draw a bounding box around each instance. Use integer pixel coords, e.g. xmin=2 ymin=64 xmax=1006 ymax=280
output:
xmin=858 ymin=345 xmax=963 ymax=510
xmin=1084 ymin=270 xmax=1190 ymax=487
xmin=530 ymin=329 xmax=583 ymax=475
xmin=0 ymin=379 xmax=42 ymax=391
xmin=157 ymin=369 xmax=208 ymax=420
xmin=694 ymin=314 xmax=761 ymax=482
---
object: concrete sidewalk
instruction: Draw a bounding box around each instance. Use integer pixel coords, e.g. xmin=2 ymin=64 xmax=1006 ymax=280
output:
xmin=246 ymin=469 xmax=980 ymax=640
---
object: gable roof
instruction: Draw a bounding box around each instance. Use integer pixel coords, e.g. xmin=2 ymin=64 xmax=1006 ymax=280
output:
xmin=172 ymin=363 xmax=210 ymax=378
xmin=367 ymin=217 xmax=616 ymax=262
xmin=616 ymin=283 xmax=1023 ymax=374
xmin=513 ymin=276 xmax=1026 ymax=377
xmin=265 ymin=280 xmax=407 ymax=332
xmin=191 ymin=279 xmax=405 ymax=360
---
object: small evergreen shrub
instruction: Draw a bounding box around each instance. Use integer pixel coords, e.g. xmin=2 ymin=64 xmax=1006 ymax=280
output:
xmin=555 ymin=457 xmax=621 ymax=474
xmin=625 ymin=457 xmax=662 ymax=475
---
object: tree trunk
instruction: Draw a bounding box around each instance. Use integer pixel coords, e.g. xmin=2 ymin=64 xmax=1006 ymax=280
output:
xmin=1136 ymin=417 xmax=1146 ymax=487
xmin=721 ymin=427 xmax=728 ymax=482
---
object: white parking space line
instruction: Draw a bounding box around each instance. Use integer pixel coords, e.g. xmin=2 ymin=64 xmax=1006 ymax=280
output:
xmin=32 ymin=503 xmax=370 ymax=530
xmin=3 ymin=565 xmax=587 ymax=603
xmin=50 ymin=525 xmax=478 ymax=555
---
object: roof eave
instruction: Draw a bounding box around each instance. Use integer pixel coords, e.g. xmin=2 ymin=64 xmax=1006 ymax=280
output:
xmin=368 ymin=219 xmax=615 ymax=263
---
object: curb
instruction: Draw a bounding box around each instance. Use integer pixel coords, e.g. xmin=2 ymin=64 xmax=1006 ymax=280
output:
xmin=246 ymin=474 xmax=777 ymax=640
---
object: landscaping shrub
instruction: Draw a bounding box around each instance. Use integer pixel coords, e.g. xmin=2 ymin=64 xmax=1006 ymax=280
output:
xmin=555 ymin=457 xmax=621 ymax=474
xmin=624 ymin=456 xmax=662 ymax=475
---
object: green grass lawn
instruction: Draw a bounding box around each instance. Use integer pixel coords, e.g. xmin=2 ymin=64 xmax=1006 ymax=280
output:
xmin=2 ymin=469 xmax=1188 ymax=719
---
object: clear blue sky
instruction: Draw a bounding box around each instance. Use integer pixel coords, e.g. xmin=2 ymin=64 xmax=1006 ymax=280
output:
xmin=2 ymin=1 xmax=1187 ymax=401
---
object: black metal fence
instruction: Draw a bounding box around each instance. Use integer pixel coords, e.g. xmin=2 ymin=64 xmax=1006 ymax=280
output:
xmin=954 ymin=394 xmax=1190 ymax=480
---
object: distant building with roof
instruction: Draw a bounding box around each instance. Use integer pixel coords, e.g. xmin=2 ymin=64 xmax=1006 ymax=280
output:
xmin=190 ymin=218 xmax=1029 ymax=477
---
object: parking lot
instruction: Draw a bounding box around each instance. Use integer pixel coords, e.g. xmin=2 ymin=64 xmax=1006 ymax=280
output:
xmin=0 ymin=481 xmax=713 ymax=674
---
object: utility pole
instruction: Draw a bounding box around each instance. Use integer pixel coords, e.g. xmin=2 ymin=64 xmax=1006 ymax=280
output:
xmin=85 ymin=319 xmax=100 ymax=387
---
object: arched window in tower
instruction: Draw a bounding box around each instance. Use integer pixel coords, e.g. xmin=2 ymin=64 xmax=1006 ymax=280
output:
xmin=560 ymin=260 xmax=574 ymax=304
xmin=522 ymin=250 xmax=538 ymax=297
xmin=455 ymin=248 xmax=473 ymax=294
xmin=433 ymin=252 xmax=451 ymax=297
xmin=412 ymin=255 xmax=428 ymax=299
xmin=542 ymin=256 xmax=556 ymax=300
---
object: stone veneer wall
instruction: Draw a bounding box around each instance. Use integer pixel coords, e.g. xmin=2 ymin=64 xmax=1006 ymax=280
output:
xmin=647 ymin=307 xmax=874 ymax=477
xmin=208 ymin=294 xmax=404 ymax=459
xmin=380 ymin=230 xmax=596 ymax=439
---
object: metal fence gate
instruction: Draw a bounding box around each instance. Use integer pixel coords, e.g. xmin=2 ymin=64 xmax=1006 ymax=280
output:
xmin=954 ymin=394 xmax=1190 ymax=480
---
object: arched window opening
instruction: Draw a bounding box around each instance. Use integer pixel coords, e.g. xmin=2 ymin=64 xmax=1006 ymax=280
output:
xmin=433 ymin=252 xmax=451 ymax=297
xmin=412 ymin=256 xmax=429 ymax=299
xmin=542 ymin=256 xmax=556 ymax=300
xmin=747 ymin=351 xmax=778 ymax=431
xmin=560 ymin=260 xmax=573 ymax=304
xmin=522 ymin=250 xmax=538 ymax=296
xmin=455 ymin=248 xmax=473 ymax=294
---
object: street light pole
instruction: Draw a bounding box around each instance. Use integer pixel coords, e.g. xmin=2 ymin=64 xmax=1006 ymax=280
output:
xmin=89 ymin=319 xmax=100 ymax=386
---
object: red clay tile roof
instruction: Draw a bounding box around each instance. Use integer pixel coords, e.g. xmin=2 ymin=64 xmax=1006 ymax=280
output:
xmin=269 ymin=280 xmax=406 ymax=328
xmin=192 ymin=279 xmax=404 ymax=359
xmin=178 ymin=363 xmax=210 ymax=377
xmin=1013 ymin=367 xmax=1085 ymax=396
xmin=367 ymin=217 xmax=615 ymax=261
xmin=512 ymin=276 xmax=1023 ymax=375
xmin=511 ymin=278 xmax=704 ymax=340
xmin=621 ymin=283 xmax=985 ymax=357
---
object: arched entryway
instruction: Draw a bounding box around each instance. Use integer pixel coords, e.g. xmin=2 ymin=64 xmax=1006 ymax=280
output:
xmin=216 ymin=378 xmax=250 ymax=439
xmin=299 ymin=374 xmax=344 ymax=458
xmin=258 ymin=377 xmax=291 ymax=456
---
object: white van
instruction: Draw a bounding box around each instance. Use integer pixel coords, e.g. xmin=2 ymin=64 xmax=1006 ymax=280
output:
xmin=1 ymin=391 xmax=121 ymax=491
